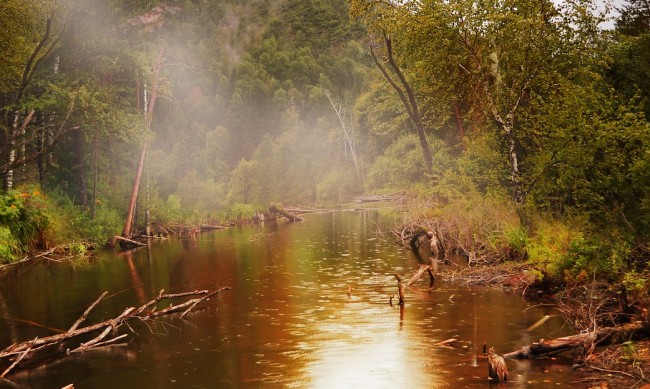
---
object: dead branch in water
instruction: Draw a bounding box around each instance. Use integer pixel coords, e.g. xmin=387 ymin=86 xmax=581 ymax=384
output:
xmin=111 ymin=235 xmax=146 ymax=248
xmin=268 ymin=204 xmax=304 ymax=222
xmin=0 ymin=287 xmax=231 ymax=377
xmin=392 ymin=274 xmax=405 ymax=305
xmin=407 ymin=264 xmax=431 ymax=287
xmin=503 ymin=322 xmax=649 ymax=360
xmin=488 ymin=347 xmax=509 ymax=381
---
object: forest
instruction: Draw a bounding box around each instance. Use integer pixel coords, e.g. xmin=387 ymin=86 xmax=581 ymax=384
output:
xmin=0 ymin=0 xmax=649 ymax=292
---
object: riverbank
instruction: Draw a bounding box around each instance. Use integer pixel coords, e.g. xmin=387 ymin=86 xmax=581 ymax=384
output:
xmin=437 ymin=259 xmax=650 ymax=388
xmin=388 ymin=189 xmax=650 ymax=387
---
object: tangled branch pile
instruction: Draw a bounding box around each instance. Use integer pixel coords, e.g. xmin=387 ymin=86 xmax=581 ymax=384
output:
xmin=0 ymin=287 xmax=231 ymax=378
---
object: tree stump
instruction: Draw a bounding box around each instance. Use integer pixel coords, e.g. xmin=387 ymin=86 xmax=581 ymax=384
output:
xmin=488 ymin=347 xmax=509 ymax=382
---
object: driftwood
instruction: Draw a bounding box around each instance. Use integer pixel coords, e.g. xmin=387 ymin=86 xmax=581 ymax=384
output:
xmin=199 ymin=224 xmax=228 ymax=231
xmin=0 ymin=287 xmax=231 ymax=377
xmin=504 ymin=322 xmax=649 ymax=359
xmin=283 ymin=206 xmax=327 ymax=214
xmin=268 ymin=205 xmax=304 ymax=222
xmin=355 ymin=192 xmax=405 ymax=203
xmin=111 ymin=235 xmax=146 ymax=248
xmin=434 ymin=338 xmax=458 ymax=347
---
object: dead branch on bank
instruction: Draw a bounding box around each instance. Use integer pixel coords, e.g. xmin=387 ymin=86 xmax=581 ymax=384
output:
xmin=0 ymin=243 xmax=99 ymax=270
xmin=391 ymin=218 xmax=447 ymax=261
xmin=0 ymin=287 xmax=231 ymax=377
xmin=555 ymin=282 xmax=636 ymax=332
xmin=574 ymin=339 xmax=650 ymax=387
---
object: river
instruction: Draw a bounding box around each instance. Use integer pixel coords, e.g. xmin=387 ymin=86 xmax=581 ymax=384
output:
xmin=0 ymin=210 xmax=577 ymax=388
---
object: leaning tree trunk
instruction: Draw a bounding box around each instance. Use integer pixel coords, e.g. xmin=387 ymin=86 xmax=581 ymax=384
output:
xmin=122 ymin=47 xmax=163 ymax=238
xmin=370 ymin=33 xmax=433 ymax=172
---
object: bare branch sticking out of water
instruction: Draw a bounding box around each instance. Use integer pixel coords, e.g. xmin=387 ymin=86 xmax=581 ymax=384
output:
xmin=0 ymin=287 xmax=231 ymax=377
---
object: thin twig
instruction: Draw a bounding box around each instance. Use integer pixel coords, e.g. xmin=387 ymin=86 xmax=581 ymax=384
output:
xmin=69 ymin=291 xmax=108 ymax=332
xmin=587 ymin=365 xmax=636 ymax=379
xmin=1 ymin=345 xmax=32 ymax=378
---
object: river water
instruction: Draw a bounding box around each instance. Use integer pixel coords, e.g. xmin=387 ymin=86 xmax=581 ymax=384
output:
xmin=0 ymin=210 xmax=578 ymax=388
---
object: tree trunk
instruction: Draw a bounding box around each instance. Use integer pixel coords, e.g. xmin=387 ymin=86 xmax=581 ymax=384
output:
xmin=122 ymin=47 xmax=163 ymax=238
xmin=122 ymin=146 xmax=147 ymax=238
xmin=488 ymin=347 xmax=509 ymax=381
xmin=3 ymin=114 xmax=19 ymax=191
xmin=454 ymin=103 xmax=466 ymax=151
xmin=91 ymin=134 xmax=98 ymax=218
xmin=145 ymin=170 xmax=150 ymax=236
xmin=73 ymin=127 xmax=87 ymax=207
xmin=505 ymin=128 xmax=523 ymax=206
xmin=370 ymin=33 xmax=433 ymax=172
xmin=325 ymin=91 xmax=363 ymax=182
xmin=37 ymin=117 xmax=45 ymax=188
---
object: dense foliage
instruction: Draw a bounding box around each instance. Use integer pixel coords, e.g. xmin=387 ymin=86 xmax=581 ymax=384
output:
xmin=0 ymin=0 xmax=648 ymax=292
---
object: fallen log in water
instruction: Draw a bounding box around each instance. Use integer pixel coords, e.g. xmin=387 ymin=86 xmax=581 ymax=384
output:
xmin=0 ymin=287 xmax=231 ymax=377
xmin=268 ymin=205 xmax=304 ymax=222
xmin=111 ymin=235 xmax=147 ymax=249
xmin=283 ymin=205 xmax=329 ymax=214
xmin=355 ymin=192 xmax=405 ymax=203
xmin=199 ymin=224 xmax=228 ymax=231
xmin=504 ymin=322 xmax=650 ymax=359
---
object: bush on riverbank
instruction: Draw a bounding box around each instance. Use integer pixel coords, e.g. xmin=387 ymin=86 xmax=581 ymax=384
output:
xmin=399 ymin=186 xmax=649 ymax=298
xmin=0 ymin=187 xmax=123 ymax=263
xmin=0 ymin=188 xmax=50 ymax=263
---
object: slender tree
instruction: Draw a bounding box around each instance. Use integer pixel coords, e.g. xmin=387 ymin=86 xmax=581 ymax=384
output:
xmin=122 ymin=47 xmax=163 ymax=238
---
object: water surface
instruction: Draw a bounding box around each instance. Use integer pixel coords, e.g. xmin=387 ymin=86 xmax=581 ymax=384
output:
xmin=0 ymin=210 xmax=576 ymax=388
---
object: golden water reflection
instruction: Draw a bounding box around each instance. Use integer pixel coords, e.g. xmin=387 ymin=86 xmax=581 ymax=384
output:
xmin=304 ymin=304 xmax=439 ymax=389
xmin=0 ymin=210 xmax=575 ymax=388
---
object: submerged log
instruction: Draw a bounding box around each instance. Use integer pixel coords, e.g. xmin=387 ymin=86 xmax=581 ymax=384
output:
xmin=268 ymin=205 xmax=304 ymax=222
xmin=504 ymin=322 xmax=649 ymax=359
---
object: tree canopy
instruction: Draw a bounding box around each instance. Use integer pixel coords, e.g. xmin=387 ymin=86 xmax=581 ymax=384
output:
xmin=0 ymin=0 xmax=648 ymax=276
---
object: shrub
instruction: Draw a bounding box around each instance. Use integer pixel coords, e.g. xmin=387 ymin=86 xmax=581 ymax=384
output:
xmin=367 ymin=134 xmax=450 ymax=190
xmin=48 ymin=190 xmax=122 ymax=246
xmin=0 ymin=189 xmax=51 ymax=262
xmin=223 ymin=203 xmax=258 ymax=221
xmin=0 ymin=226 xmax=21 ymax=263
